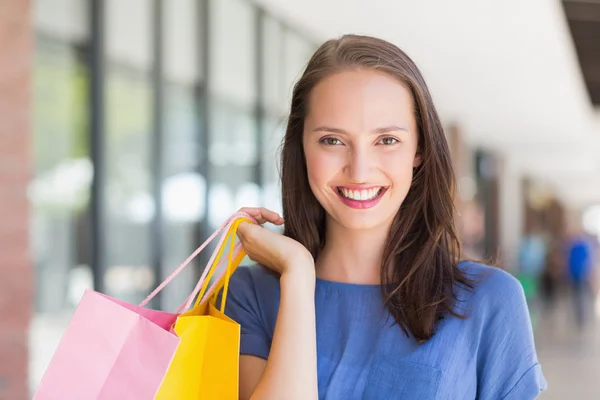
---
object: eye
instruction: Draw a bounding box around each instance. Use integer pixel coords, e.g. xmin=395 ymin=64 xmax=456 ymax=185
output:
xmin=378 ymin=137 xmax=399 ymax=145
xmin=320 ymin=137 xmax=343 ymax=146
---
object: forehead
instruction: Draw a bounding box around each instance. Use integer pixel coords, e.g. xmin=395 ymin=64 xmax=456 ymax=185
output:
xmin=305 ymin=69 xmax=415 ymax=128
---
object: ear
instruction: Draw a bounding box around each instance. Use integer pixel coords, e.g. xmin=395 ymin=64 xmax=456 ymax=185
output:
xmin=413 ymin=152 xmax=422 ymax=168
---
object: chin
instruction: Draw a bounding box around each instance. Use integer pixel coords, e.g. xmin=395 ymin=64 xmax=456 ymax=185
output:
xmin=332 ymin=211 xmax=395 ymax=232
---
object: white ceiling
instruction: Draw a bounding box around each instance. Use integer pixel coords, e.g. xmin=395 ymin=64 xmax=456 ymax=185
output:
xmin=257 ymin=0 xmax=600 ymax=207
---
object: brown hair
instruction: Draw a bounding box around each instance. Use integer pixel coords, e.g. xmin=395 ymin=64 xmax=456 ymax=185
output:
xmin=280 ymin=34 xmax=475 ymax=342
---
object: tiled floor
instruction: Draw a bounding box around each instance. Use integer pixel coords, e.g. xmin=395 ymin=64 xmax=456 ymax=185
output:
xmin=536 ymin=293 xmax=600 ymax=399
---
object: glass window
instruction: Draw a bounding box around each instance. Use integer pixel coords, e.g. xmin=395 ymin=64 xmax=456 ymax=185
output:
xmin=163 ymin=0 xmax=202 ymax=85
xmin=209 ymin=0 xmax=257 ymax=107
xmin=261 ymin=15 xmax=284 ymax=114
xmin=103 ymin=0 xmax=154 ymax=304
xmin=160 ymin=84 xmax=206 ymax=311
xmin=282 ymin=30 xmax=313 ymax=106
xmin=31 ymin=40 xmax=91 ymax=314
xmin=30 ymin=0 xmax=91 ymax=390
xmin=103 ymin=70 xmax=154 ymax=304
xmin=208 ymin=99 xmax=260 ymax=230
xmin=261 ymin=115 xmax=285 ymax=215
xmin=260 ymin=15 xmax=288 ymax=214
xmin=34 ymin=0 xmax=89 ymax=42
xmin=106 ymin=0 xmax=153 ymax=71
xmin=207 ymin=0 xmax=260 ymax=231
xmin=160 ymin=0 xmax=205 ymax=311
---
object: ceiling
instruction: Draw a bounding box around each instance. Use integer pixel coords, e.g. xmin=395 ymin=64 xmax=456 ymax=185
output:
xmin=256 ymin=0 xmax=600 ymax=208
xmin=564 ymin=0 xmax=600 ymax=106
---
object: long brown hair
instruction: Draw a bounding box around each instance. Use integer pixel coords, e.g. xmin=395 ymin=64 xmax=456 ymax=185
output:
xmin=280 ymin=34 xmax=475 ymax=343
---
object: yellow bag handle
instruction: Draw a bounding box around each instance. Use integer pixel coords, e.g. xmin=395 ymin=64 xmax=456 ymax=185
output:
xmin=196 ymin=217 xmax=250 ymax=313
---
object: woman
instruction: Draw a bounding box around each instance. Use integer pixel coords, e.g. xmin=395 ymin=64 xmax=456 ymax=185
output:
xmin=225 ymin=34 xmax=546 ymax=399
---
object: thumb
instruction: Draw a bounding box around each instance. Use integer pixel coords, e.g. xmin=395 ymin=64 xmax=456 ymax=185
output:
xmin=236 ymin=221 xmax=254 ymax=240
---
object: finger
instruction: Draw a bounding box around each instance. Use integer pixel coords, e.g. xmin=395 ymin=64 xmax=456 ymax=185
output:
xmin=239 ymin=207 xmax=284 ymax=225
xmin=238 ymin=207 xmax=265 ymax=223
xmin=257 ymin=207 xmax=284 ymax=225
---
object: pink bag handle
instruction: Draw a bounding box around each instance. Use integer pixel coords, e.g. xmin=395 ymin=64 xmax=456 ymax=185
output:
xmin=139 ymin=211 xmax=256 ymax=309
xmin=176 ymin=230 xmax=245 ymax=313
xmin=199 ymin=244 xmax=244 ymax=305
xmin=177 ymin=217 xmax=252 ymax=312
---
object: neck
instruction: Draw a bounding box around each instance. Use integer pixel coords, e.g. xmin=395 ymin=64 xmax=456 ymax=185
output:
xmin=315 ymin=217 xmax=390 ymax=285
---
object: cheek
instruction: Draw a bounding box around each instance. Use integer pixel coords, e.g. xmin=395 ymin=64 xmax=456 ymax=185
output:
xmin=382 ymin=152 xmax=416 ymax=186
xmin=305 ymin=149 xmax=340 ymax=186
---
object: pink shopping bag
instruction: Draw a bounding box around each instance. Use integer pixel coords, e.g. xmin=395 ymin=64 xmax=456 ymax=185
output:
xmin=33 ymin=211 xmax=256 ymax=400
xmin=33 ymin=292 xmax=180 ymax=400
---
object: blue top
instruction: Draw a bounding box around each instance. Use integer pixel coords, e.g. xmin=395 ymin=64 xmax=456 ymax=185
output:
xmin=225 ymin=262 xmax=547 ymax=399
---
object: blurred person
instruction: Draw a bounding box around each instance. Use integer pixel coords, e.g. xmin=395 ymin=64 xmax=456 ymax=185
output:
xmin=566 ymin=231 xmax=596 ymax=328
xmin=540 ymin=241 xmax=564 ymax=312
xmin=516 ymin=220 xmax=548 ymax=329
xmin=225 ymin=35 xmax=546 ymax=399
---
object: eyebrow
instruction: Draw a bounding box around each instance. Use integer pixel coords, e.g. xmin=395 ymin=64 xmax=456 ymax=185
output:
xmin=312 ymin=125 xmax=409 ymax=134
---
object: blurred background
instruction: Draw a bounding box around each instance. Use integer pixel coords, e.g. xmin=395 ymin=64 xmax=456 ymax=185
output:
xmin=1 ymin=0 xmax=600 ymax=398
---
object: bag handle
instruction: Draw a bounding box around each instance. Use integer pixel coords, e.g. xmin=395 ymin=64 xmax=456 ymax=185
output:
xmin=176 ymin=216 xmax=251 ymax=313
xmin=139 ymin=211 xmax=256 ymax=309
xmin=195 ymin=217 xmax=248 ymax=313
xmin=175 ymin=242 xmax=244 ymax=313
xmin=219 ymin=223 xmax=247 ymax=313
xmin=177 ymin=216 xmax=249 ymax=313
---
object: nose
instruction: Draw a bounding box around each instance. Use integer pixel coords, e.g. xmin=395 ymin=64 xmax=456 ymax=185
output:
xmin=345 ymin=147 xmax=372 ymax=183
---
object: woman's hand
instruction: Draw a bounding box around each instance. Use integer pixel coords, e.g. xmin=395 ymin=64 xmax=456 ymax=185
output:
xmin=236 ymin=207 xmax=314 ymax=276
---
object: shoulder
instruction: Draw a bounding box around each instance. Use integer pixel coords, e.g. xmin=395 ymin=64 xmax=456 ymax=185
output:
xmin=457 ymin=262 xmax=527 ymax=318
xmin=230 ymin=264 xmax=281 ymax=295
xmin=457 ymin=262 xmax=535 ymax=358
xmin=457 ymin=263 xmax=547 ymax=397
xmin=226 ymin=264 xmax=280 ymax=326
xmin=225 ymin=265 xmax=280 ymax=360
xmin=460 ymin=261 xmax=524 ymax=298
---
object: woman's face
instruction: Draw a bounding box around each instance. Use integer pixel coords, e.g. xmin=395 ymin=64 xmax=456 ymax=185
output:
xmin=303 ymin=69 xmax=421 ymax=232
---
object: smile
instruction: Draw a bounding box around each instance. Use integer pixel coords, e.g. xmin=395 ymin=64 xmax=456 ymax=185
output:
xmin=335 ymin=186 xmax=388 ymax=209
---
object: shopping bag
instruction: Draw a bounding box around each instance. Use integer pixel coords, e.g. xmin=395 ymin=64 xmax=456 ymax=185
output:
xmin=33 ymin=212 xmax=256 ymax=400
xmin=155 ymin=216 xmax=250 ymax=399
xmin=32 ymin=292 xmax=180 ymax=400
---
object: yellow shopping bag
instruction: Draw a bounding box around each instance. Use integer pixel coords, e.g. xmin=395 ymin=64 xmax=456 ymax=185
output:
xmin=155 ymin=216 xmax=251 ymax=399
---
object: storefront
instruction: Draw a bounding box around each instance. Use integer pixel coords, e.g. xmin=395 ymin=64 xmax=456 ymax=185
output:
xmin=30 ymin=0 xmax=316 ymax=391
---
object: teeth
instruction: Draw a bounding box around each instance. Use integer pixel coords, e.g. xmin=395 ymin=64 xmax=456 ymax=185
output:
xmin=340 ymin=187 xmax=382 ymax=201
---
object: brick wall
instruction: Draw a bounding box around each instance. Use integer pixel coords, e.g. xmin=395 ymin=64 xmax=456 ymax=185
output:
xmin=0 ymin=1 xmax=33 ymax=399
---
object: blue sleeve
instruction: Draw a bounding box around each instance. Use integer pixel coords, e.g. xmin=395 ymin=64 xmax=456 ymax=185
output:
xmin=475 ymin=269 xmax=547 ymax=399
xmin=224 ymin=265 xmax=273 ymax=360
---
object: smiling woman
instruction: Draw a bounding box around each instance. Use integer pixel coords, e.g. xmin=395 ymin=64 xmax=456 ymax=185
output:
xmin=224 ymin=34 xmax=547 ymax=400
